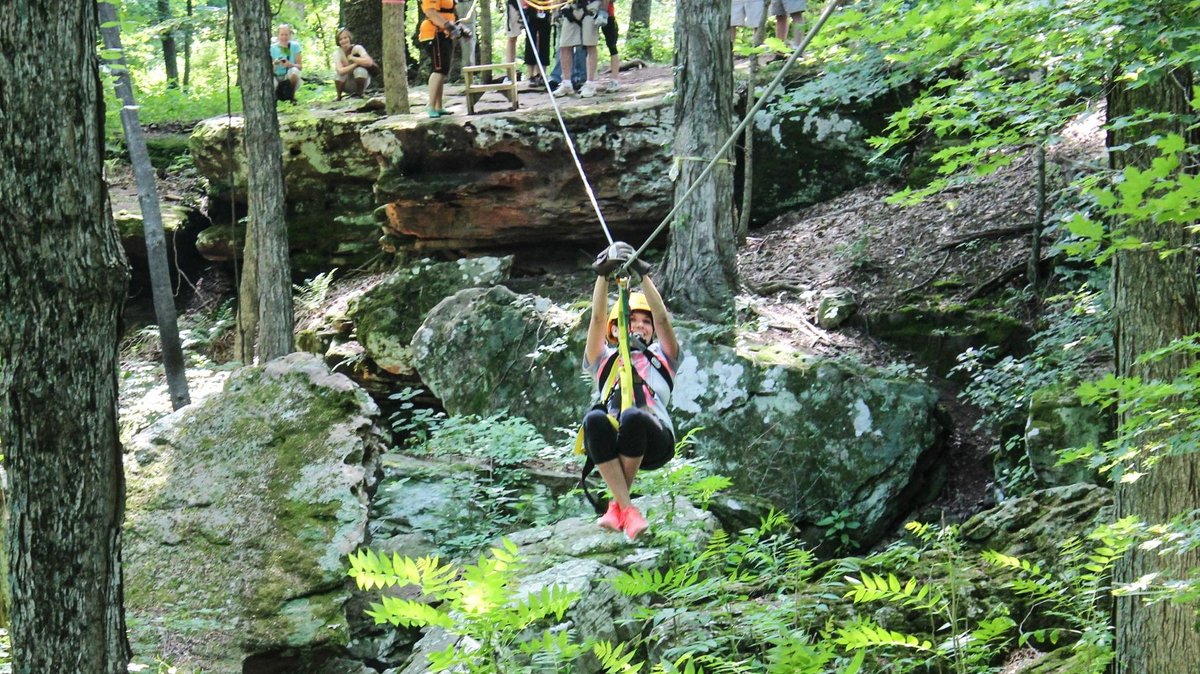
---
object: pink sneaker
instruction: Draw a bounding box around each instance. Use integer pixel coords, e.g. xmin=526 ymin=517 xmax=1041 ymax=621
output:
xmin=622 ymin=506 xmax=647 ymax=541
xmin=597 ymin=501 xmax=624 ymax=531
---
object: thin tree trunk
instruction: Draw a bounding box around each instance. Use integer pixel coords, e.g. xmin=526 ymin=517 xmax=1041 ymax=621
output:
xmin=341 ymin=0 xmax=383 ymax=67
xmin=1027 ymin=143 xmax=1045 ymax=288
xmin=158 ymin=0 xmax=179 ymax=86
xmin=1110 ymin=66 xmax=1200 ymax=674
xmin=661 ymin=0 xmax=737 ymax=312
xmin=183 ymin=0 xmax=193 ymax=88
xmin=626 ymin=0 xmax=651 ymax=59
xmin=737 ymin=0 xmax=769 ymax=242
xmin=231 ymin=0 xmax=294 ymax=361
xmin=479 ymin=0 xmax=492 ymax=68
xmin=0 ymin=1 xmax=130 ymax=671
xmin=98 ymin=1 xmax=191 ymax=410
xmin=384 ymin=0 xmax=411 ymax=113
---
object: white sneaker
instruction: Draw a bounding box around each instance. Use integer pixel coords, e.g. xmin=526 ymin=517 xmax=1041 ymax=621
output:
xmin=606 ymin=79 xmax=620 ymax=92
xmin=500 ymin=76 xmax=512 ymax=85
xmin=579 ymin=80 xmax=597 ymax=98
xmin=552 ymin=80 xmax=574 ymax=97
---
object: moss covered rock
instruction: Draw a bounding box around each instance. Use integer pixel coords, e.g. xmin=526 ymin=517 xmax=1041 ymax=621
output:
xmin=411 ymin=286 xmax=946 ymax=548
xmin=349 ymin=256 xmax=512 ymax=375
xmin=960 ymin=483 xmax=1112 ymax=559
xmin=124 ymin=353 xmax=387 ymax=673
xmin=1022 ymin=384 xmax=1107 ymax=487
xmin=858 ymin=304 xmax=1031 ymax=377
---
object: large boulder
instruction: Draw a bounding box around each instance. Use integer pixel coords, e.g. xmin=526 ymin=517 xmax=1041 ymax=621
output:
xmin=124 ymin=353 xmax=387 ymax=673
xmin=348 ymin=256 xmax=513 ymax=375
xmin=411 ymin=286 xmax=946 ymax=548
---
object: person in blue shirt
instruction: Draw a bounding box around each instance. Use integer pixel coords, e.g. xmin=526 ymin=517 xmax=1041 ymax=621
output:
xmin=270 ymin=24 xmax=303 ymax=97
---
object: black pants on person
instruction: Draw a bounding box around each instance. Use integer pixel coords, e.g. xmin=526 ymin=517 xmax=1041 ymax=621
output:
xmin=523 ymin=8 xmax=553 ymax=69
xmin=583 ymin=407 xmax=674 ymax=471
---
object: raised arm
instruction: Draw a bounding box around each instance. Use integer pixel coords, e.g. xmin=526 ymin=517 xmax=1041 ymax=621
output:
xmin=639 ymin=275 xmax=678 ymax=362
xmin=584 ymin=275 xmax=609 ymax=366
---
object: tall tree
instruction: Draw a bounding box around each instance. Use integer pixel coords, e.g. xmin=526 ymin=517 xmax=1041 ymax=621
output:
xmin=626 ymin=0 xmax=651 ymax=59
xmin=384 ymin=0 xmax=411 ymax=113
xmin=1110 ymin=65 xmax=1200 ymax=673
xmin=660 ymin=0 xmax=737 ymax=312
xmin=231 ymin=0 xmax=295 ymax=361
xmin=341 ymin=0 xmax=383 ymax=69
xmin=99 ymin=0 xmax=191 ymax=410
xmin=158 ymin=0 xmax=179 ymax=85
xmin=0 ymin=1 xmax=130 ymax=671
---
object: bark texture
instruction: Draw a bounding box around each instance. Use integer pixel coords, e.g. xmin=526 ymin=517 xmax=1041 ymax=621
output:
xmin=661 ymin=0 xmax=738 ymax=312
xmin=158 ymin=0 xmax=179 ymax=85
xmin=1110 ymin=66 xmax=1200 ymax=674
xmin=0 ymin=2 xmax=131 ymax=671
xmin=232 ymin=0 xmax=294 ymax=361
xmin=384 ymin=1 xmax=411 ymax=114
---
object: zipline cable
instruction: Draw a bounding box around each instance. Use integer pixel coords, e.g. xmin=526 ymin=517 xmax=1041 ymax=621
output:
xmin=516 ymin=0 xmax=615 ymax=244
xmin=618 ymin=0 xmax=842 ymax=275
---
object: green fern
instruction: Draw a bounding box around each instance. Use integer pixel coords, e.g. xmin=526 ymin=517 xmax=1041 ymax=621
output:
xmin=842 ymin=571 xmax=941 ymax=612
xmin=835 ymin=622 xmax=934 ymax=652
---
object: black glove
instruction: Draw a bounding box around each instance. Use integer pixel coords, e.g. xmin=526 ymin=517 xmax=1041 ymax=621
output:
xmin=625 ymin=255 xmax=651 ymax=275
xmin=446 ymin=21 xmax=472 ymax=39
xmin=592 ymin=241 xmax=635 ymax=276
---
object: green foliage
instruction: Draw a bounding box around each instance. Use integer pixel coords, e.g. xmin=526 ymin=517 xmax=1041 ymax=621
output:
xmin=838 ymin=521 xmax=1015 ymax=674
xmin=394 ymin=411 xmax=576 ymax=558
xmin=953 ymin=279 xmax=1111 ymax=493
xmin=348 ymin=539 xmax=582 ymax=673
xmin=816 ymin=509 xmax=861 ymax=553
xmin=293 ymin=268 xmax=337 ymax=312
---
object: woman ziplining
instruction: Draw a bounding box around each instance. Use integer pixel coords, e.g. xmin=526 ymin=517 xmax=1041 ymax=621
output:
xmin=579 ymin=241 xmax=681 ymax=541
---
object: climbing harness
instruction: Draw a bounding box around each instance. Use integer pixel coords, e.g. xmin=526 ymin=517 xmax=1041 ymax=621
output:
xmin=562 ymin=0 xmax=596 ymax=25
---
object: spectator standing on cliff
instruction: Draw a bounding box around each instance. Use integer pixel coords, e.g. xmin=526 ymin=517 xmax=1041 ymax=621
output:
xmin=520 ymin=0 xmax=552 ymax=88
xmin=552 ymin=0 xmax=601 ymax=98
xmin=271 ymin=24 xmax=303 ymax=100
xmin=596 ymin=0 xmax=620 ymax=91
xmin=331 ymin=28 xmax=375 ymax=100
xmin=770 ymin=0 xmax=806 ymax=47
xmin=419 ymin=0 xmax=468 ymax=117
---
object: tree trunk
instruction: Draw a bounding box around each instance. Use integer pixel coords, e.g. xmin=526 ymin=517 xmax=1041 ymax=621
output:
xmin=158 ymin=0 xmax=179 ymax=86
xmin=183 ymin=0 xmax=193 ymax=88
xmin=478 ymin=0 xmax=492 ymax=68
xmin=661 ymin=0 xmax=737 ymax=312
xmin=384 ymin=0 xmax=411 ymax=113
xmin=231 ymin=0 xmax=294 ymax=362
xmin=98 ymin=1 xmax=191 ymax=410
xmin=1110 ymin=66 xmax=1200 ymax=674
xmin=626 ymin=0 xmax=651 ymax=59
xmin=737 ymin=0 xmax=769 ymax=242
xmin=0 ymin=2 xmax=131 ymax=671
xmin=341 ymin=0 xmax=383 ymax=69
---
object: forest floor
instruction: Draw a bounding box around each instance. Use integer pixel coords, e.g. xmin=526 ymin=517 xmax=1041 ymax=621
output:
xmin=117 ymin=63 xmax=1108 ymax=527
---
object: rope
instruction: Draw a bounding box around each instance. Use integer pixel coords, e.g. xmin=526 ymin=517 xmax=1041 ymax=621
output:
xmin=618 ymin=0 xmax=842 ymax=275
xmin=515 ymin=0 xmax=615 ymax=244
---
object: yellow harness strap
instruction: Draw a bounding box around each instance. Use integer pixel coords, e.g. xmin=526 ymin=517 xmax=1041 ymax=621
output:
xmin=574 ymin=278 xmax=636 ymax=455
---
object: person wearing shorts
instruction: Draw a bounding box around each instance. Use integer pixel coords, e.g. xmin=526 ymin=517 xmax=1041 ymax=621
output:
xmin=597 ymin=0 xmax=619 ymax=91
xmin=419 ymin=0 xmax=459 ymax=117
xmin=729 ymin=0 xmax=763 ymax=43
xmin=771 ymin=0 xmax=806 ymax=46
xmin=331 ymin=28 xmax=374 ymax=100
xmin=270 ymin=24 xmax=303 ymax=95
xmin=552 ymin=0 xmax=601 ymax=98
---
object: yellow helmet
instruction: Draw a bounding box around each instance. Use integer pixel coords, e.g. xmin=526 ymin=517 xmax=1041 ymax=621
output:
xmin=607 ymin=292 xmax=654 ymax=344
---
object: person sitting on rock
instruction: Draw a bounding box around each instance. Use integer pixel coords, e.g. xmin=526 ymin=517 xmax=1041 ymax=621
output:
xmin=331 ymin=28 xmax=375 ymax=100
xmin=270 ymin=24 xmax=303 ymax=100
xmin=582 ymin=242 xmax=680 ymax=541
xmin=552 ymin=0 xmax=601 ymax=98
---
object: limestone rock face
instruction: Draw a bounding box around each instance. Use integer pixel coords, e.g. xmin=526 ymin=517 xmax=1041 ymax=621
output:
xmin=960 ymin=483 xmax=1113 ymax=559
xmin=187 ymin=73 xmax=904 ymax=263
xmin=411 ymin=287 xmax=946 ymax=548
xmin=1022 ymin=384 xmax=1106 ymax=487
xmin=411 ymin=285 xmax=590 ymax=436
xmin=349 ymin=256 xmax=512 ymax=375
xmin=124 ymin=353 xmax=387 ymax=673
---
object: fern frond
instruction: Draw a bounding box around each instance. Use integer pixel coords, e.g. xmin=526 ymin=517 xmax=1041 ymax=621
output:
xmin=593 ymin=639 xmax=645 ymax=673
xmin=835 ymin=622 xmax=933 ymax=652
xmin=516 ymin=584 xmax=580 ymax=626
xmin=611 ymin=566 xmax=700 ymax=597
xmin=843 ymin=572 xmax=939 ymax=610
xmin=369 ymin=595 xmax=455 ymax=629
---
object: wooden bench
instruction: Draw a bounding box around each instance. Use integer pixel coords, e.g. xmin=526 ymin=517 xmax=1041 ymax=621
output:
xmin=462 ymin=62 xmax=520 ymax=115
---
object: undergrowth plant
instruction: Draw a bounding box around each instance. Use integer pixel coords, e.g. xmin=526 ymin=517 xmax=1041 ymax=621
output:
xmin=837 ymin=521 xmax=1016 ymax=674
xmin=348 ymin=539 xmax=580 ymax=673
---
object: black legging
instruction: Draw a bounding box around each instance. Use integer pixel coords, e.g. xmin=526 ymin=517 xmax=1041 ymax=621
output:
xmin=583 ymin=407 xmax=674 ymax=470
xmin=522 ymin=7 xmax=552 ymax=69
